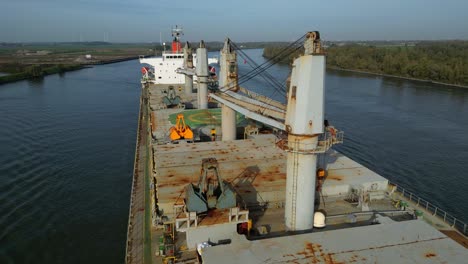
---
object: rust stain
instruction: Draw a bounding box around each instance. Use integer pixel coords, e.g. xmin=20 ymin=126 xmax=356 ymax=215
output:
xmin=305 ymin=242 xmax=315 ymax=255
xmin=283 ymin=242 xmax=349 ymax=264
xmin=425 ymin=252 xmax=437 ymax=258
xmin=335 ymin=237 xmax=447 ymax=255
xmin=327 ymin=175 xmax=343 ymax=181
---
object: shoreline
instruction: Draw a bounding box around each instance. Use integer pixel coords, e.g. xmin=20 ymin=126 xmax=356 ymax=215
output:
xmin=327 ymin=67 xmax=468 ymax=89
xmin=0 ymin=56 xmax=141 ymax=85
xmin=261 ymin=52 xmax=468 ymax=89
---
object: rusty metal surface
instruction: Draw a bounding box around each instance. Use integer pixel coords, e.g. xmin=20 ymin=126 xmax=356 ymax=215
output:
xmin=125 ymin=92 xmax=148 ymax=264
xmin=153 ymin=134 xmax=287 ymax=214
xmin=440 ymin=230 xmax=468 ymax=249
xmin=144 ymin=82 xmax=467 ymax=263
xmin=147 ymin=82 xmax=289 ymax=218
xmin=319 ymin=150 xmax=389 ymax=197
xmin=201 ymin=220 xmax=468 ymax=263
xmin=149 ymin=82 xmax=389 ymax=217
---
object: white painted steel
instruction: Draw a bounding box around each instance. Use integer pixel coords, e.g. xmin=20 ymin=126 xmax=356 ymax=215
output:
xmin=221 ymin=105 xmax=236 ymax=141
xmin=285 ymin=55 xmax=325 ymax=135
xmin=196 ymin=45 xmax=209 ymax=109
xmin=184 ymin=75 xmax=193 ymax=94
xmin=209 ymin=94 xmax=285 ymax=130
xmin=201 ymin=220 xmax=468 ymax=264
xmin=219 ymin=39 xmax=237 ymax=89
xmin=223 ymin=91 xmax=285 ymax=118
xmin=313 ymin=212 xmax=326 ymax=228
xmin=284 ymin=53 xmax=326 ymax=231
xmin=183 ymin=45 xmax=194 ymax=95
xmin=285 ymin=135 xmax=318 ymax=231
xmin=238 ymin=87 xmax=286 ymax=110
xmin=140 ymin=56 xmax=185 ymax=84
xmin=139 ymin=54 xmax=218 ymax=85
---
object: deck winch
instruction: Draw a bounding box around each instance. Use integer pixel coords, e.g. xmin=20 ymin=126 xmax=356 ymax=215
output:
xmin=185 ymin=158 xmax=236 ymax=213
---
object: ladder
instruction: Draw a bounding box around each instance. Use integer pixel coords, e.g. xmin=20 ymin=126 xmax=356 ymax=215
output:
xmin=290 ymin=139 xmax=299 ymax=230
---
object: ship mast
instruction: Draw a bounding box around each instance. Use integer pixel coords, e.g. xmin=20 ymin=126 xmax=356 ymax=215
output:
xmin=171 ymin=25 xmax=183 ymax=53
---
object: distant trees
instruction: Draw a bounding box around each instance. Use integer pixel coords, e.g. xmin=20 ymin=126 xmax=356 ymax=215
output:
xmin=0 ymin=64 xmax=83 ymax=84
xmin=263 ymin=41 xmax=468 ymax=86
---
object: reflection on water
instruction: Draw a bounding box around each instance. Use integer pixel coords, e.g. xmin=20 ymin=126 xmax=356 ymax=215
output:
xmin=27 ymin=77 xmax=45 ymax=88
xmin=0 ymin=60 xmax=141 ymax=264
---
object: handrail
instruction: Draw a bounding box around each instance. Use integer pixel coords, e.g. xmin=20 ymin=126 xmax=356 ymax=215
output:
xmin=125 ymin=84 xmax=145 ymax=263
xmin=276 ymin=131 xmax=344 ymax=154
xmin=389 ymin=181 xmax=467 ymax=237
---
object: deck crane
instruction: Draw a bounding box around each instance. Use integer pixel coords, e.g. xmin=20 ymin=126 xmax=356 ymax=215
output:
xmin=176 ymin=33 xmax=343 ymax=230
xmin=209 ymin=32 xmax=344 ymax=231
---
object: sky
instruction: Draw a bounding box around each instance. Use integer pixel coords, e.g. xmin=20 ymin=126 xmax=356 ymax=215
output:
xmin=1 ymin=0 xmax=467 ymax=43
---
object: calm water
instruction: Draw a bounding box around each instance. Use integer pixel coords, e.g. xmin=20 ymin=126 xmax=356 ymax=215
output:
xmin=0 ymin=61 xmax=140 ymax=263
xmin=1 ymin=50 xmax=467 ymax=263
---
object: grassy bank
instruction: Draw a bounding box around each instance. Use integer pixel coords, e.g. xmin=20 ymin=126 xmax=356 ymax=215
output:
xmin=0 ymin=64 xmax=84 ymax=84
xmin=328 ymin=67 xmax=468 ymax=89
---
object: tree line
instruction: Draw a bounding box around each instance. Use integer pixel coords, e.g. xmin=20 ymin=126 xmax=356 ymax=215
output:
xmin=263 ymin=41 xmax=468 ymax=86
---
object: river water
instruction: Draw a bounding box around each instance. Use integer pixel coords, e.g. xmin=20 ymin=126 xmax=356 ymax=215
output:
xmin=0 ymin=49 xmax=467 ymax=263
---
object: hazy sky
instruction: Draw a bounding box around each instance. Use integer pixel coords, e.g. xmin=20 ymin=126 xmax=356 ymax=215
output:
xmin=1 ymin=0 xmax=467 ymax=42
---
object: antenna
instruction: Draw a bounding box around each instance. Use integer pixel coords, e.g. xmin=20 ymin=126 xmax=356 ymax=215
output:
xmin=171 ymin=25 xmax=184 ymax=42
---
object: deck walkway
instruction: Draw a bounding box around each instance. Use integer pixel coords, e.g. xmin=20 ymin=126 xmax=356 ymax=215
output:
xmin=126 ymin=87 xmax=153 ymax=264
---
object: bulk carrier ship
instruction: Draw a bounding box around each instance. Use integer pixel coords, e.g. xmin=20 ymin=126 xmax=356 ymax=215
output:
xmin=125 ymin=27 xmax=468 ymax=264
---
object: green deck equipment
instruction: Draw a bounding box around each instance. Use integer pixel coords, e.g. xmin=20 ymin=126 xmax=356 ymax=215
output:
xmin=185 ymin=158 xmax=236 ymax=213
xmin=162 ymin=86 xmax=181 ymax=107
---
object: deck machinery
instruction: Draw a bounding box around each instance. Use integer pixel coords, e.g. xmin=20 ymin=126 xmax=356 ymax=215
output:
xmin=185 ymin=158 xmax=236 ymax=213
xmin=126 ymin=29 xmax=468 ymax=264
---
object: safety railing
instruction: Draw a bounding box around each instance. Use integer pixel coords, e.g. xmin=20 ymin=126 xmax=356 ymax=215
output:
xmin=390 ymin=181 xmax=467 ymax=237
xmin=125 ymin=85 xmax=145 ymax=263
xmin=276 ymin=131 xmax=344 ymax=154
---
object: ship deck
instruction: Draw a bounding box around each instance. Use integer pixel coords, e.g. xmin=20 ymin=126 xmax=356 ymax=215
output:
xmin=201 ymin=220 xmax=467 ymax=264
xmin=126 ymin=82 xmax=468 ymax=264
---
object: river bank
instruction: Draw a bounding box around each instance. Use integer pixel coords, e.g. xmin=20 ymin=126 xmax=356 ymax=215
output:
xmin=0 ymin=56 xmax=140 ymax=85
xmin=327 ymin=67 xmax=468 ymax=89
xmin=263 ymin=42 xmax=468 ymax=88
xmin=0 ymin=64 xmax=85 ymax=85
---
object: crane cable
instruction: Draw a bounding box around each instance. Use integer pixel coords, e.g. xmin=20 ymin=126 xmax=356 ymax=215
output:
xmin=228 ymin=38 xmax=305 ymax=115
xmin=216 ymin=34 xmax=306 ymax=94
xmin=230 ymin=41 xmax=287 ymax=96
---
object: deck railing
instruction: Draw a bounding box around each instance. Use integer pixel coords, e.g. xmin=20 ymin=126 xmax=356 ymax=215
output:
xmin=390 ymin=181 xmax=467 ymax=237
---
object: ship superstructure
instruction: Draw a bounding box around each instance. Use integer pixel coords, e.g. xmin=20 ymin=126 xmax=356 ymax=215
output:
xmin=139 ymin=26 xmax=218 ymax=84
xmin=126 ymin=29 xmax=468 ymax=264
